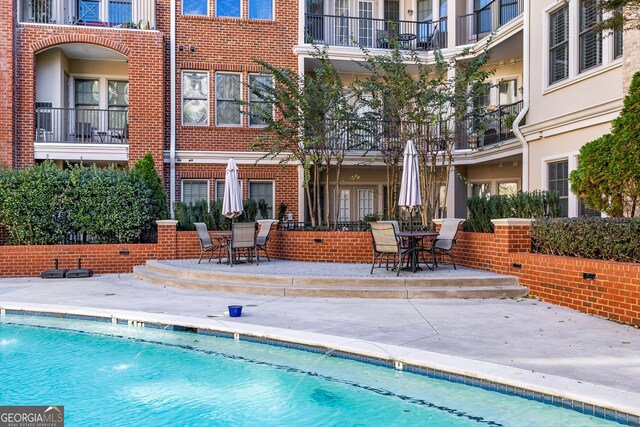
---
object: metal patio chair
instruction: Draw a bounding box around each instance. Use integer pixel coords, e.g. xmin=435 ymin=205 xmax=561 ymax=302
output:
xmin=228 ymin=222 xmax=258 ymax=266
xmin=370 ymin=222 xmax=411 ymax=276
xmin=422 ymin=219 xmax=464 ymax=270
xmin=194 ymin=222 xmax=226 ymax=264
xmin=256 ymin=219 xmax=279 ymax=262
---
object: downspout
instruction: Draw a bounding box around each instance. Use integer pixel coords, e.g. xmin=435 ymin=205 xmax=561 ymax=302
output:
xmin=169 ymin=0 xmax=177 ymax=218
xmin=513 ymin=0 xmax=530 ymax=192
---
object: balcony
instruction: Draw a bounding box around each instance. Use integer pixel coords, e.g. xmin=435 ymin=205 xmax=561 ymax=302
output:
xmin=18 ymin=0 xmax=156 ymax=29
xmin=456 ymin=0 xmax=522 ymax=46
xmin=304 ymin=14 xmax=448 ymax=51
xmin=456 ymin=101 xmax=523 ymax=150
xmin=35 ymin=107 xmax=128 ymax=144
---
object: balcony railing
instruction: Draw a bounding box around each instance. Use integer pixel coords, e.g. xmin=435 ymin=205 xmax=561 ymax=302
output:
xmin=455 ymin=100 xmax=523 ymax=150
xmin=304 ymin=14 xmax=448 ymax=50
xmin=35 ymin=107 xmax=128 ymax=144
xmin=19 ymin=0 xmax=156 ymax=29
xmin=456 ymin=0 xmax=522 ymax=45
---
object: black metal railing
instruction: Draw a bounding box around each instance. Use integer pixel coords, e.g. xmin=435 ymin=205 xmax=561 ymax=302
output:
xmin=305 ymin=14 xmax=448 ymax=50
xmin=19 ymin=0 xmax=156 ymax=29
xmin=35 ymin=107 xmax=128 ymax=144
xmin=457 ymin=0 xmax=522 ymax=45
xmin=456 ymin=100 xmax=523 ymax=150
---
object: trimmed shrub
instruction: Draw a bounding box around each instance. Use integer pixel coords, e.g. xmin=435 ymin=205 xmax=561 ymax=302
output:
xmin=465 ymin=190 xmax=559 ymax=233
xmin=67 ymin=164 xmax=154 ymax=243
xmin=532 ymin=217 xmax=640 ymax=263
xmin=132 ymin=154 xmax=168 ymax=221
xmin=0 ymin=162 xmax=71 ymax=244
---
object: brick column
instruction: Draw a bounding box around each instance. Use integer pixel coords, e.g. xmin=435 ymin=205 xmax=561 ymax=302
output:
xmin=0 ymin=1 xmax=15 ymax=168
xmin=490 ymin=218 xmax=533 ymax=274
xmin=156 ymin=220 xmax=178 ymax=260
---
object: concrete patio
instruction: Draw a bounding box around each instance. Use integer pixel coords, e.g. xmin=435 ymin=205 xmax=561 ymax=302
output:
xmin=0 ymin=269 xmax=639 ymax=418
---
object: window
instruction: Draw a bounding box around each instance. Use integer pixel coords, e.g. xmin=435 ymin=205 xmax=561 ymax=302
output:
xmin=474 ymin=83 xmax=491 ymax=109
xmin=217 ymin=0 xmax=241 ymax=18
xmin=215 ymin=73 xmax=241 ymax=126
xmin=35 ymin=101 xmax=53 ymax=133
xmin=108 ymin=80 xmax=128 ymax=131
xmin=337 ymin=189 xmax=351 ymax=221
xmin=182 ymin=72 xmax=209 ymax=126
xmin=335 ymin=0 xmax=350 ymax=46
xmin=75 ymin=79 xmax=99 ymax=131
xmin=249 ymin=75 xmax=273 ymax=127
xmin=440 ymin=0 xmax=448 ymax=17
xmin=183 ymin=0 xmax=208 ymax=15
xmin=614 ymin=28 xmax=623 ymax=59
xmin=182 ymin=180 xmax=209 ymax=206
xmin=498 ymin=79 xmax=517 ymax=105
xmin=579 ymin=0 xmax=602 ymax=73
xmin=357 ymin=189 xmax=374 ymax=220
xmin=549 ymin=5 xmax=569 ymax=84
xmin=215 ymin=180 xmax=242 ymax=202
xmin=578 ymin=200 xmax=601 ymax=217
xmin=249 ymin=0 xmax=273 ymax=19
xmin=548 ymin=160 xmax=569 ymax=217
xmin=474 ymin=0 xmax=491 ymax=34
xmin=110 ymin=0 xmax=132 ymax=24
xmin=384 ymin=0 xmax=399 ymax=21
xmin=471 ymin=183 xmax=491 ymax=198
xmin=498 ymin=182 xmax=518 ymax=196
xmin=249 ymin=181 xmax=274 ymax=219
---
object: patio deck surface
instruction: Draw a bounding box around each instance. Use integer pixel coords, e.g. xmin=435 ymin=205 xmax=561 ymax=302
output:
xmin=0 ymin=266 xmax=639 ymax=417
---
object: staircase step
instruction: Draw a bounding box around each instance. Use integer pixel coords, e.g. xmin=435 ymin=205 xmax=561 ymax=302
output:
xmin=133 ymin=264 xmax=528 ymax=300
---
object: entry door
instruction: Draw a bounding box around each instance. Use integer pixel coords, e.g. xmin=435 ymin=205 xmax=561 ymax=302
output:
xmin=335 ymin=0 xmax=349 ymax=46
xmin=358 ymin=1 xmax=373 ymax=48
xmin=337 ymin=189 xmax=351 ymax=222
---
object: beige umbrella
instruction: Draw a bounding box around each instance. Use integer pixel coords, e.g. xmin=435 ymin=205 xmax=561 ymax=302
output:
xmin=222 ymin=158 xmax=243 ymax=219
xmin=398 ymin=140 xmax=422 ymax=231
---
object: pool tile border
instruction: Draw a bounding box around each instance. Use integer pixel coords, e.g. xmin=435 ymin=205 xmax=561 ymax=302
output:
xmin=2 ymin=308 xmax=638 ymax=426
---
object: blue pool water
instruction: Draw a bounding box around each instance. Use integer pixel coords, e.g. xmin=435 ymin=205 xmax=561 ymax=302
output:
xmin=0 ymin=315 xmax=622 ymax=426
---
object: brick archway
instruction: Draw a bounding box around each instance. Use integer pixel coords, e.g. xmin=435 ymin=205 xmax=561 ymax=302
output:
xmin=31 ymin=34 xmax=131 ymax=57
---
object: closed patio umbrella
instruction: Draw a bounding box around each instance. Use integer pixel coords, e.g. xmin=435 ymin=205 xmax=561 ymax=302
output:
xmin=222 ymin=158 xmax=243 ymax=220
xmin=398 ymin=139 xmax=422 ymax=231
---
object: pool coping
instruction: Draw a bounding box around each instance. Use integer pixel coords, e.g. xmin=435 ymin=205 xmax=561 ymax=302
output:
xmin=2 ymin=301 xmax=639 ymax=425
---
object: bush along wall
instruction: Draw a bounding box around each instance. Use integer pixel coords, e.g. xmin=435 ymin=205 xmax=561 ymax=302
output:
xmin=0 ymin=160 xmax=163 ymax=245
xmin=532 ymin=217 xmax=640 ymax=263
xmin=465 ymin=190 xmax=560 ymax=233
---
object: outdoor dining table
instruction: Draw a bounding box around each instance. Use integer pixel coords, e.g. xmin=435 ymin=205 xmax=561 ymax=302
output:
xmin=396 ymin=231 xmax=439 ymax=273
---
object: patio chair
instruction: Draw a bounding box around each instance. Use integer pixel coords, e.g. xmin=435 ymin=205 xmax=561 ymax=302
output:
xmin=370 ymin=222 xmax=411 ymax=276
xmin=378 ymin=220 xmax=400 ymax=234
xmin=256 ymin=219 xmax=279 ymax=262
xmin=194 ymin=222 xmax=226 ymax=264
xmin=423 ymin=219 xmax=464 ymax=270
xmin=228 ymin=222 xmax=258 ymax=266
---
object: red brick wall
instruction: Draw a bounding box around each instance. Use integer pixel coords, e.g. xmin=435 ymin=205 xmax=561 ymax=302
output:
xmin=14 ymin=26 xmax=165 ymax=173
xmin=269 ymin=230 xmax=372 ymax=263
xmin=451 ymin=228 xmax=640 ymax=326
xmin=0 ymin=244 xmax=158 ymax=277
xmin=0 ymin=1 xmax=15 ymax=168
xmin=175 ymin=163 xmax=300 ymax=219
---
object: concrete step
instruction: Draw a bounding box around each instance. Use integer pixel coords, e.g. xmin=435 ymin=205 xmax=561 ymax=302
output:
xmin=141 ymin=260 xmax=519 ymax=289
xmin=133 ymin=264 xmax=528 ymax=300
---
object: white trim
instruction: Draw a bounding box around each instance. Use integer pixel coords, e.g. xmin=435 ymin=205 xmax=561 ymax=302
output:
xmin=181 ymin=70 xmax=210 ymax=126
xmin=181 ymin=178 xmax=211 ymax=210
xmin=34 ymin=142 xmax=129 ymax=161
xmin=181 ymin=0 xmax=209 ymax=16
xmin=215 ymin=71 xmax=243 ymax=127
xmin=543 ymin=60 xmax=622 ymax=95
xmin=165 ymin=150 xmax=294 ymax=165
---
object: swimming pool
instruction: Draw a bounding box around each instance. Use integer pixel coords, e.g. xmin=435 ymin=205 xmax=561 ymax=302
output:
xmin=0 ymin=315 xmax=625 ymax=426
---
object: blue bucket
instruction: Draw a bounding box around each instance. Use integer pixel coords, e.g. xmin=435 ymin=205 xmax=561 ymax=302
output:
xmin=228 ymin=305 xmax=243 ymax=317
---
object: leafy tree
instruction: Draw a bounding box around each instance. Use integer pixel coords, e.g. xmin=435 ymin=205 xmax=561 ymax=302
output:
xmin=248 ymin=47 xmax=358 ymax=228
xmin=595 ymin=0 xmax=640 ymax=31
xmin=132 ymin=153 xmax=168 ymax=220
xmin=570 ymin=72 xmax=640 ymax=217
xmin=352 ymin=39 xmax=492 ymax=225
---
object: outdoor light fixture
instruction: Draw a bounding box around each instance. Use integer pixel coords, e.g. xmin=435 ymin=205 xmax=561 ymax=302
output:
xmin=583 ymin=272 xmax=596 ymax=280
xmin=178 ymin=45 xmax=184 ymax=51
xmin=407 ymin=9 xmax=413 ymax=15
xmin=189 ymin=45 xmax=196 ymax=52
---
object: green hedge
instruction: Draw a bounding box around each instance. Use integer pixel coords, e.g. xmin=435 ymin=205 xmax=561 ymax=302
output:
xmin=175 ymin=199 xmax=265 ymax=231
xmin=465 ymin=191 xmax=560 ymax=233
xmin=0 ymin=161 xmax=161 ymax=245
xmin=532 ymin=217 xmax=640 ymax=263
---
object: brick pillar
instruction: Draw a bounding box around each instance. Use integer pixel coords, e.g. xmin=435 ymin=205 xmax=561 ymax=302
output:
xmin=490 ymin=219 xmax=532 ymax=274
xmin=156 ymin=220 xmax=178 ymax=260
xmin=0 ymin=1 xmax=15 ymax=168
